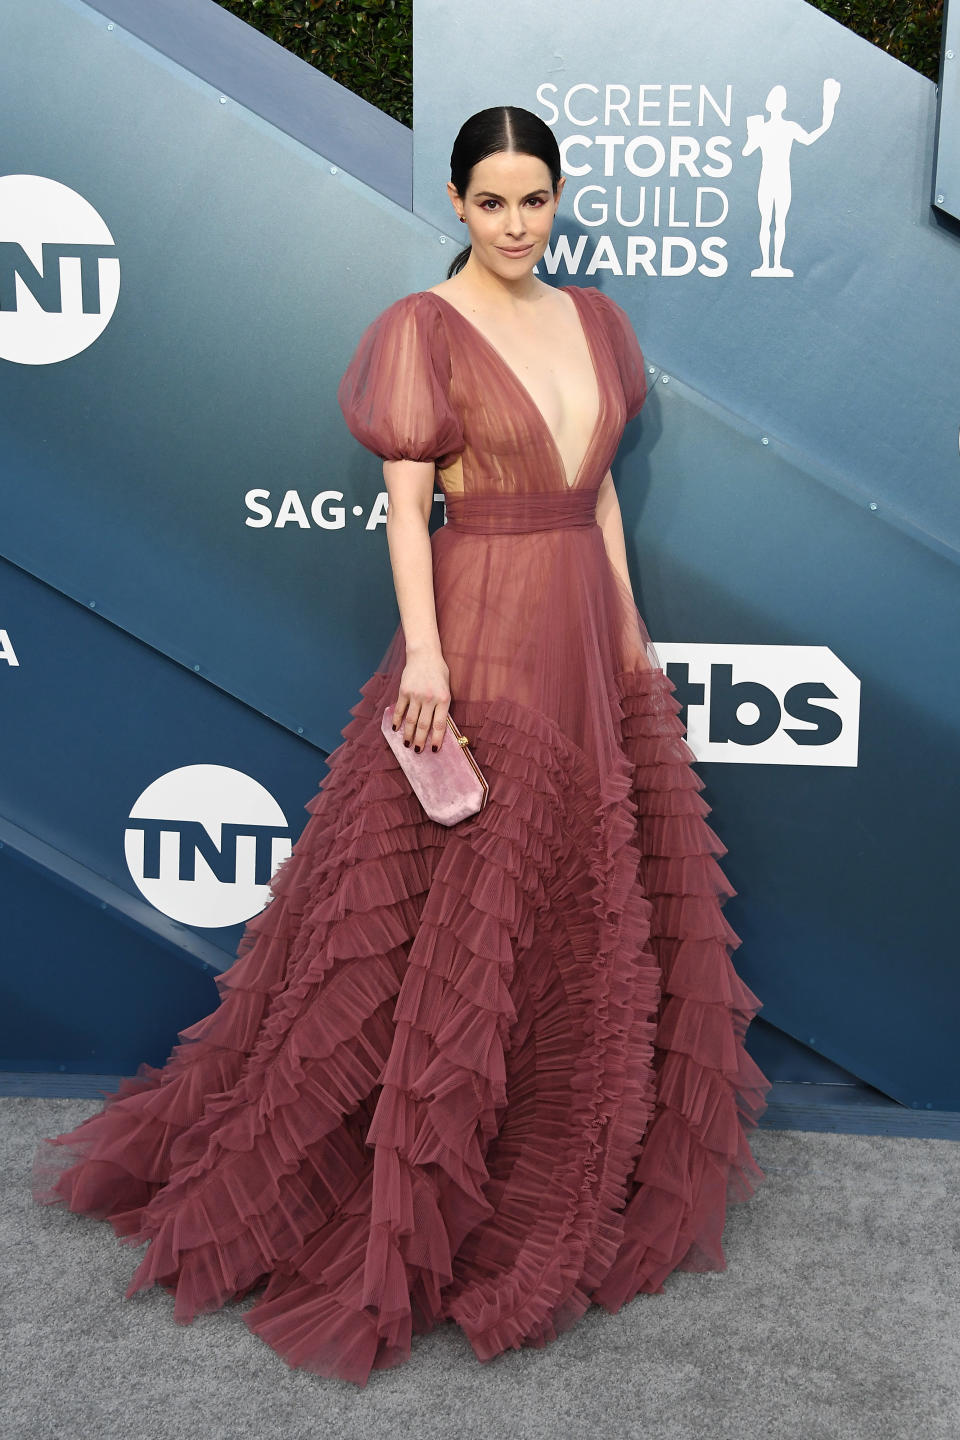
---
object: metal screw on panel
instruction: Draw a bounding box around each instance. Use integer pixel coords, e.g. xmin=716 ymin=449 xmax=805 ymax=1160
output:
xmin=193 ymin=664 xmax=201 ymax=672
xmin=868 ymin=501 xmax=878 ymax=511
xmin=660 ymin=374 xmax=670 ymax=384
xmin=219 ymin=97 xmax=227 ymax=105
xmin=439 ymin=235 xmax=448 ymax=244
xmin=88 ymin=600 xmax=97 ymax=608
xmin=761 ymin=436 xmax=770 ymax=445
xmin=297 ymin=727 xmax=304 ymax=734
xmin=936 ymin=193 xmax=945 ymax=204
xmin=946 ymin=49 xmax=954 ymax=59
xmin=106 ymin=21 xmax=114 ymax=29
xmin=330 ymin=167 xmax=338 ymax=175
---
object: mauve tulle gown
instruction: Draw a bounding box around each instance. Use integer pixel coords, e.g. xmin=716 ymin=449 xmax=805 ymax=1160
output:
xmin=32 ymin=284 xmax=772 ymax=1385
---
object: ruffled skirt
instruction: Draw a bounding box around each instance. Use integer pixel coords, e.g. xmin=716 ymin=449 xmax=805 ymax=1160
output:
xmin=32 ymin=520 xmax=771 ymax=1386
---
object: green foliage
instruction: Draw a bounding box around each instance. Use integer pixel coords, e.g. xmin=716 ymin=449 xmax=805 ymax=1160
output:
xmin=212 ymin=0 xmax=944 ymax=127
xmin=811 ymin=0 xmax=944 ymax=81
xmin=214 ymin=0 xmax=413 ymax=126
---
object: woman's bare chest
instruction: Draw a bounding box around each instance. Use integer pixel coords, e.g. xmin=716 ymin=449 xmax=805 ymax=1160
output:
xmin=474 ymin=307 xmax=599 ymax=441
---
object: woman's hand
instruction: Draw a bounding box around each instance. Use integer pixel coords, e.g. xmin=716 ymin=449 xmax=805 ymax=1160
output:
xmin=391 ymin=645 xmax=451 ymax=752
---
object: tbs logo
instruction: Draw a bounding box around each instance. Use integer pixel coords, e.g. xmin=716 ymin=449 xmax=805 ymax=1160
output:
xmin=656 ymin=644 xmax=860 ymax=765
xmin=124 ymin=765 xmax=293 ymax=927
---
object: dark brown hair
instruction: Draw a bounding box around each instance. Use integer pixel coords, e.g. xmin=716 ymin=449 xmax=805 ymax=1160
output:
xmin=446 ymin=106 xmax=563 ymax=278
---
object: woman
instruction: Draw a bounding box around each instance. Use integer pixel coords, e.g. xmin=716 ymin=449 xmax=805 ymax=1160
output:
xmin=33 ymin=106 xmax=771 ymax=1386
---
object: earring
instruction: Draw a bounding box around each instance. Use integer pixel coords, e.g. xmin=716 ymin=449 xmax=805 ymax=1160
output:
xmin=459 ymin=215 xmax=466 ymax=223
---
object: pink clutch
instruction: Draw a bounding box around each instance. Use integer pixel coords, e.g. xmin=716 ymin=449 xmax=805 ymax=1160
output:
xmin=380 ymin=703 xmax=489 ymax=825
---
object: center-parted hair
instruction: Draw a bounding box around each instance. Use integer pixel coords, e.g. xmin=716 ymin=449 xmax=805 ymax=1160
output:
xmin=446 ymin=106 xmax=563 ymax=278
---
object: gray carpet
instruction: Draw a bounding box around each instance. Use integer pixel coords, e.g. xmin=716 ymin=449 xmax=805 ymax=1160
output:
xmin=4 ymin=1098 xmax=957 ymax=1440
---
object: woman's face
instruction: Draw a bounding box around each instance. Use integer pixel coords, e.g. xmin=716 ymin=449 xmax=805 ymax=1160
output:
xmin=447 ymin=150 xmax=564 ymax=281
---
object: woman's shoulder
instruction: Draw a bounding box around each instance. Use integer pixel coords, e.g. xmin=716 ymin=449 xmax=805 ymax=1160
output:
xmin=340 ymin=288 xmax=457 ymax=405
xmin=566 ymin=284 xmax=632 ymax=327
xmin=567 ymin=286 xmax=647 ymax=418
xmin=338 ymin=290 xmax=464 ymax=461
xmin=353 ymin=290 xmax=451 ymax=351
xmin=370 ymin=289 xmax=445 ymax=322
xmin=569 ymin=285 xmax=642 ymax=352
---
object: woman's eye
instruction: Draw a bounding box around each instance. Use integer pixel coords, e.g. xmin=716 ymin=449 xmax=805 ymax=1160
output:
xmin=477 ymin=198 xmax=545 ymax=211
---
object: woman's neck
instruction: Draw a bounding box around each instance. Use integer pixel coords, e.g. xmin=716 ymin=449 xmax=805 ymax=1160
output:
xmin=449 ymin=257 xmax=547 ymax=310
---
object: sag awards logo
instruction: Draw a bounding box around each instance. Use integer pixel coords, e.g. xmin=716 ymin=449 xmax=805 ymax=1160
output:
xmin=0 ymin=174 xmax=120 ymax=365
xmin=244 ymin=486 xmax=448 ymax=529
xmin=245 ymin=488 xmax=392 ymax=529
xmin=536 ymin=78 xmax=841 ymax=278
xmin=124 ymin=765 xmax=293 ymax=928
xmin=656 ymin=643 xmax=860 ymax=765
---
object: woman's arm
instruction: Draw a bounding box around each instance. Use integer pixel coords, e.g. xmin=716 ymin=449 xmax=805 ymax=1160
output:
xmin=595 ymin=470 xmax=636 ymax=602
xmin=595 ymin=469 xmax=650 ymax=670
xmin=382 ymin=457 xmax=452 ymax=752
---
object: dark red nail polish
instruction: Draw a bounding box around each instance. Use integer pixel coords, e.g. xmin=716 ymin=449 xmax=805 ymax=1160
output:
xmin=404 ymin=740 xmax=410 ymax=747
xmin=431 ymin=744 xmax=438 ymax=752
xmin=414 ymin=745 xmax=421 ymax=753
xmin=392 ymin=723 xmax=397 ymax=731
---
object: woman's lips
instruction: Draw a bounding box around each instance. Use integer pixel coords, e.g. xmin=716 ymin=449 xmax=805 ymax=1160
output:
xmin=497 ymin=244 xmax=533 ymax=256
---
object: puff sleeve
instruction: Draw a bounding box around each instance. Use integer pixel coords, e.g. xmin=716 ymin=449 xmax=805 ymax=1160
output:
xmin=587 ymin=288 xmax=648 ymax=422
xmin=337 ymin=293 xmax=465 ymax=465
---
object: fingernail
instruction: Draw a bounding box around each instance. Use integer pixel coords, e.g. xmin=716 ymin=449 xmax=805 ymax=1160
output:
xmin=404 ymin=740 xmax=410 ymax=747
xmin=414 ymin=745 xmax=421 ymax=753
xmin=392 ymin=723 xmax=397 ymax=731
xmin=431 ymin=744 xmax=437 ymax=752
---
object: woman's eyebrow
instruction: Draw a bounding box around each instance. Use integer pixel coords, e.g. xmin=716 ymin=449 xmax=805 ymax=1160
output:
xmin=472 ymin=189 xmax=551 ymax=201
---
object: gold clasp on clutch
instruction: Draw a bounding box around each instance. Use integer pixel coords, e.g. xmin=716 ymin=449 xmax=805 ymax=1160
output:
xmin=440 ymin=712 xmax=488 ymax=806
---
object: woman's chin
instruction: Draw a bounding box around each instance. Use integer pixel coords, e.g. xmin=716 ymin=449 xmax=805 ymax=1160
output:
xmin=478 ymin=245 xmax=547 ymax=280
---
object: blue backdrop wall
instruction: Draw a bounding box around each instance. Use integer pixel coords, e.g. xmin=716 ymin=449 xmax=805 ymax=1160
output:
xmin=1 ymin=0 xmax=957 ymax=1128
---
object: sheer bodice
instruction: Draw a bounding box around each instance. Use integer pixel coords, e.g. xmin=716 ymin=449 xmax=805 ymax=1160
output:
xmin=338 ymin=284 xmax=647 ymax=500
xmin=338 ymin=285 xmax=655 ymax=748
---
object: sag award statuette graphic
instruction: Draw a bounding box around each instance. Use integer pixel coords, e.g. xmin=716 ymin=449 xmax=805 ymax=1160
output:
xmin=744 ymin=78 xmax=841 ymax=277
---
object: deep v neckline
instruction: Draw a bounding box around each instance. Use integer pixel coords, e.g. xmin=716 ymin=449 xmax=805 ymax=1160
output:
xmin=426 ymin=286 xmax=603 ymax=490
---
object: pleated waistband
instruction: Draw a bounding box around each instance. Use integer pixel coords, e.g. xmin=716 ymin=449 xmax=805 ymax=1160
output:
xmin=443 ymin=490 xmax=598 ymax=534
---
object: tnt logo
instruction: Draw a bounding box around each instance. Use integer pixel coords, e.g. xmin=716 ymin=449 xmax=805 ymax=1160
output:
xmin=124 ymin=765 xmax=293 ymax=927
xmin=654 ymin=644 xmax=860 ymax=765
xmin=0 ymin=174 xmax=120 ymax=365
